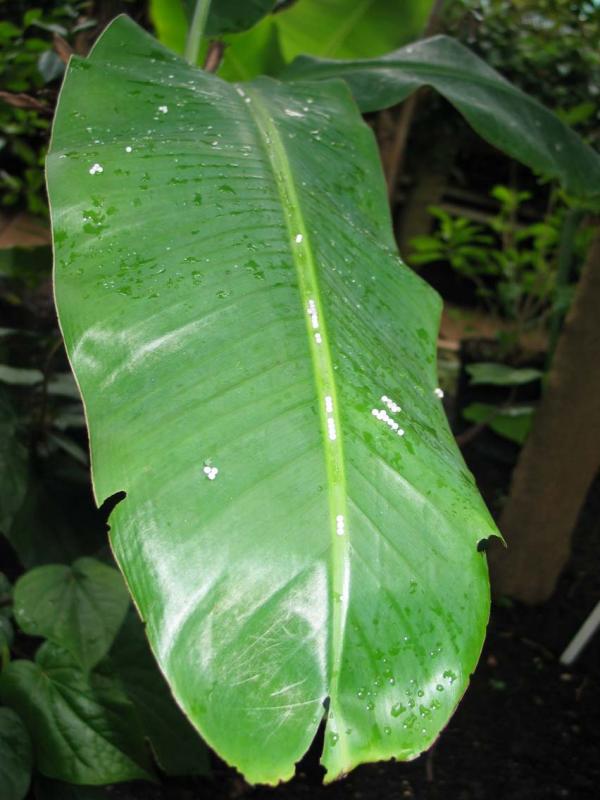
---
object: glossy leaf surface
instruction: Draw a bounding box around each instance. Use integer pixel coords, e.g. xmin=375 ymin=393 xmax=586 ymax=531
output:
xmin=282 ymin=35 xmax=600 ymax=201
xmin=13 ymin=557 xmax=129 ymax=670
xmin=48 ymin=16 xmax=499 ymax=783
xmin=0 ymin=708 xmax=32 ymax=800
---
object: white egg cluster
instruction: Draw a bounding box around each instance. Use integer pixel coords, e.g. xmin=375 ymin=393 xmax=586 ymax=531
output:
xmin=203 ymin=465 xmax=219 ymax=481
xmin=371 ymin=407 xmax=405 ymax=436
xmin=381 ymin=394 xmax=401 ymax=413
xmin=307 ymin=298 xmax=319 ymax=331
xmin=324 ymin=395 xmax=337 ymax=441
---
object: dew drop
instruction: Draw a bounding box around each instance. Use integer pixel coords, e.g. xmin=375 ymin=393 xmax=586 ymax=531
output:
xmin=443 ymin=669 xmax=458 ymax=684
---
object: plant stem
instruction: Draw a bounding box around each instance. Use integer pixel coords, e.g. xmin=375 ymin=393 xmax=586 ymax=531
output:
xmin=204 ymin=40 xmax=225 ymax=72
xmin=185 ymin=0 xmax=212 ymax=66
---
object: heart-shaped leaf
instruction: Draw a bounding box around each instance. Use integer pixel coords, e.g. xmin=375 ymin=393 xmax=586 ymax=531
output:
xmin=48 ymin=16 xmax=500 ymax=784
xmin=0 ymin=643 xmax=154 ymax=785
xmin=13 ymin=558 xmax=130 ymax=670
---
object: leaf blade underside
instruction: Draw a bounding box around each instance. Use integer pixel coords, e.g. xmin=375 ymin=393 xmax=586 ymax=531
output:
xmin=48 ymin=16 xmax=499 ymax=784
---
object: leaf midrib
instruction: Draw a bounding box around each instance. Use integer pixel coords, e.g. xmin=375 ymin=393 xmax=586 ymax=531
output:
xmin=243 ymin=83 xmax=350 ymax=749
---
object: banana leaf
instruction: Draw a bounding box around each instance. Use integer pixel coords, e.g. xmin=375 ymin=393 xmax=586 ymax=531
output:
xmin=282 ymin=35 xmax=600 ymax=202
xmin=47 ymin=16 xmax=500 ymax=784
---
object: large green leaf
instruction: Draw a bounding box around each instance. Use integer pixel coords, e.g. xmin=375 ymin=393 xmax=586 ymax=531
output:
xmin=13 ymin=557 xmax=130 ymax=670
xmin=0 ymin=708 xmax=32 ymax=800
xmin=217 ymin=14 xmax=285 ymax=82
xmin=0 ymin=643 xmax=154 ymax=785
xmin=282 ymin=35 xmax=600 ymax=202
xmin=149 ymin=0 xmax=434 ymax=81
xmin=48 ymin=16 xmax=499 ymax=784
xmin=267 ymin=0 xmax=434 ymax=60
xmin=219 ymin=0 xmax=434 ymax=81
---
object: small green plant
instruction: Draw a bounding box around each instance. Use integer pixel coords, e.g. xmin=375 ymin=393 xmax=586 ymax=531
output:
xmin=0 ymin=3 xmax=95 ymax=216
xmin=410 ymin=186 xmax=590 ymax=345
xmin=461 ymin=362 xmax=543 ymax=446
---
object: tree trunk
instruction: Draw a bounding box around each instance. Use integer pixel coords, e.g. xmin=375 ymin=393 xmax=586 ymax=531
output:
xmin=397 ymin=150 xmax=455 ymax=258
xmin=489 ymin=222 xmax=600 ymax=603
